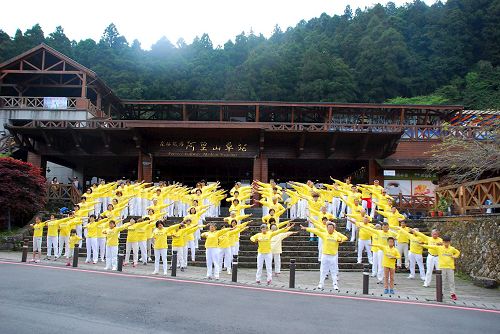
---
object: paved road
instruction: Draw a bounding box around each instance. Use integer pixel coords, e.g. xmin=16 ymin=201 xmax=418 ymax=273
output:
xmin=0 ymin=262 xmax=498 ymax=334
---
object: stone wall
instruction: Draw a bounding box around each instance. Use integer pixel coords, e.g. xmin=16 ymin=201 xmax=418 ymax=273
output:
xmin=425 ymin=214 xmax=500 ymax=282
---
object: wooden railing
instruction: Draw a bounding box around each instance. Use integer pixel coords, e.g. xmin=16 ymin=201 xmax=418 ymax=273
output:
xmin=11 ymin=119 xmax=494 ymax=141
xmin=47 ymin=184 xmax=81 ymax=205
xmin=436 ymin=177 xmax=500 ymax=214
xmin=393 ymin=194 xmax=435 ymax=211
xmin=0 ymin=96 xmax=104 ymax=118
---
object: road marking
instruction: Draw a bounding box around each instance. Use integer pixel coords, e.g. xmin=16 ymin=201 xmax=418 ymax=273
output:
xmin=1 ymin=260 xmax=499 ymax=314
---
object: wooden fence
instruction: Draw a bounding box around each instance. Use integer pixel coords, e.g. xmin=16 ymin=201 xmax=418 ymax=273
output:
xmin=46 ymin=184 xmax=81 ymax=205
xmin=435 ymin=176 xmax=500 ymax=214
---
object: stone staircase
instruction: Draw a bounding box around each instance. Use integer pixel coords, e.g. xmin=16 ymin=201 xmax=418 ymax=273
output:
xmin=26 ymin=213 xmax=431 ymax=272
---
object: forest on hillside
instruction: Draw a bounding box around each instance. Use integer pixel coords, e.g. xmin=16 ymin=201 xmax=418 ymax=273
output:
xmin=0 ymin=0 xmax=499 ymax=109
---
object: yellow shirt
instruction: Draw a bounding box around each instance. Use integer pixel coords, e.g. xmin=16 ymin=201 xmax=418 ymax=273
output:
xmin=46 ymin=218 xmax=70 ymax=237
xmin=397 ymin=229 xmax=425 ymax=255
xmin=201 ymin=230 xmax=225 ymax=248
xmin=306 ymin=228 xmax=347 ymax=255
xmin=357 ymin=222 xmax=375 ymax=240
xmin=85 ymin=221 xmax=99 ymax=238
xmin=152 ymin=228 xmax=169 ymax=249
xmin=425 ymin=245 xmax=460 ymax=269
xmin=104 ymin=223 xmax=130 ymax=246
xmin=172 ymin=225 xmax=199 ymax=248
xmin=415 ymin=232 xmax=443 ymax=256
xmin=378 ymin=211 xmax=405 ymax=228
xmin=377 ymin=245 xmax=401 ymax=269
xmin=69 ymin=235 xmax=82 ymax=249
xmin=396 ymin=227 xmax=411 ymax=243
xmin=250 ymin=228 xmax=289 ymax=254
xmin=33 ymin=222 xmax=46 ymax=237
xmin=126 ymin=224 xmax=139 ymax=243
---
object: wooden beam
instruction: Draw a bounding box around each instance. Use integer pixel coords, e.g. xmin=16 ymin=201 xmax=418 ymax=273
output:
xmin=40 ymin=129 xmax=53 ymax=148
xmin=1 ymin=70 xmax=83 ymax=74
xmin=259 ymin=130 xmax=265 ymax=153
xmin=182 ymin=104 xmax=188 ymax=121
xmin=41 ymin=50 xmax=46 ymax=70
xmin=81 ymin=73 xmax=87 ymax=98
xmin=256 ymin=105 xmax=260 ymax=122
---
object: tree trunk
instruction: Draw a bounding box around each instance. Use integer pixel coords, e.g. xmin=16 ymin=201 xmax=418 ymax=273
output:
xmin=7 ymin=207 xmax=11 ymax=231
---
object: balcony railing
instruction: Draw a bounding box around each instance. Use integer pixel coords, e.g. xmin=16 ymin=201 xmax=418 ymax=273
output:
xmin=0 ymin=96 xmax=104 ymax=118
xmin=393 ymin=194 xmax=435 ymax=211
xmin=47 ymin=183 xmax=81 ymax=205
xmin=436 ymin=176 xmax=500 ymax=215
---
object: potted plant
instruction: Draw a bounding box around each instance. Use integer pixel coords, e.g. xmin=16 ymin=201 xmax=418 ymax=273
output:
xmin=429 ymin=203 xmax=438 ymax=217
xmin=437 ymin=197 xmax=448 ymax=216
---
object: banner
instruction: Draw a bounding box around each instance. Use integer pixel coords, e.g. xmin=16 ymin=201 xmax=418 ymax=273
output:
xmin=44 ymin=97 xmax=68 ymax=109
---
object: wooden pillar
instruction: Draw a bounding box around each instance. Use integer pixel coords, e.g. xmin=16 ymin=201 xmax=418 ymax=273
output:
xmin=368 ymin=159 xmax=381 ymax=184
xmin=81 ymin=73 xmax=87 ymax=98
xmin=253 ymin=154 xmax=268 ymax=183
xmin=96 ymin=92 xmax=102 ymax=110
xmin=137 ymin=152 xmax=153 ymax=183
xmin=27 ymin=151 xmax=46 ymax=177
xmin=327 ymin=106 xmax=333 ymax=124
xmin=255 ymin=105 xmax=260 ymax=122
xmin=219 ymin=106 xmax=223 ymax=122
xmin=291 ymin=107 xmax=294 ymax=124
xmin=182 ymin=104 xmax=189 ymax=121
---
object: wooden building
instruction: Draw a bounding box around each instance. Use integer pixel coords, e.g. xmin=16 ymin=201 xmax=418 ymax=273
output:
xmin=2 ymin=44 xmax=495 ymax=210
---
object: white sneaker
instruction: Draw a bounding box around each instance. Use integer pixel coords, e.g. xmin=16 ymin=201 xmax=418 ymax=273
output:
xmin=333 ymin=284 xmax=339 ymax=291
xmin=152 ymin=271 xmax=159 ymax=275
xmin=423 ymin=284 xmax=429 ymax=287
xmin=112 ymin=267 xmax=117 ymax=271
xmin=227 ymin=270 xmax=232 ymax=275
xmin=317 ymin=284 xmax=324 ymax=290
xmin=104 ymin=266 xmax=110 ymax=270
xmin=407 ymin=275 xmax=414 ymax=279
xmin=163 ymin=272 xmax=168 ymax=276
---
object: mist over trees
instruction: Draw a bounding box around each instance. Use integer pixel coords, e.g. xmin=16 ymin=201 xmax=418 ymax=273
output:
xmin=0 ymin=0 xmax=499 ymax=108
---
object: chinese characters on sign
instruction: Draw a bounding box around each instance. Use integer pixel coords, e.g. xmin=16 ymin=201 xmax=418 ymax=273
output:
xmin=159 ymin=140 xmax=250 ymax=157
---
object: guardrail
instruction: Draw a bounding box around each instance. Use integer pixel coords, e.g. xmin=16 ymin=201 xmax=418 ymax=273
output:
xmin=0 ymin=96 xmax=104 ymax=118
xmin=47 ymin=184 xmax=81 ymax=205
xmin=436 ymin=177 xmax=500 ymax=214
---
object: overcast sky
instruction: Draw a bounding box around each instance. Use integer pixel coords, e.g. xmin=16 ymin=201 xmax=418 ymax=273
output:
xmin=3 ymin=0 xmax=438 ymax=49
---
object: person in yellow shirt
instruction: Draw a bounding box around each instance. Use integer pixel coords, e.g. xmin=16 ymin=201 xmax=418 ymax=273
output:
xmin=302 ymin=221 xmax=348 ymax=290
xmin=30 ymin=216 xmax=45 ymax=263
xmin=395 ymin=220 xmax=410 ymax=269
xmin=170 ymin=222 xmax=200 ymax=272
xmin=201 ymin=224 xmax=226 ymax=280
xmin=58 ymin=212 xmax=77 ymax=259
xmin=66 ymin=229 xmax=82 ymax=266
xmin=250 ymin=224 xmax=292 ymax=285
xmin=350 ymin=215 xmax=374 ymax=265
xmin=218 ymin=221 xmax=249 ymax=275
xmin=151 ymin=220 xmax=183 ymax=275
xmin=83 ymin=215 xmax=99 ymax=264
xmin=123 ymin=218 xmax=139 ymax=267
xmin=270 ymin=223 xmax=296 ymax=276
xmin=358 ymin=222 xmax=398 ymax=283
xmin=377 ymin=206 xmax=405 ymax=229
xmin=393 ymin=227 xmax=426 ymax=280
xmin=95 ymin=216 xmax=110 ymax=262
xmin=421 ymin=235 xmax=460 ymax=300
xmin=372 ymin=237 xmax=401 ymax=294
xmin=103 ymin=220 xmax=131 ymax=270
xmin=413 ymin=229 xmax=443 ymax=287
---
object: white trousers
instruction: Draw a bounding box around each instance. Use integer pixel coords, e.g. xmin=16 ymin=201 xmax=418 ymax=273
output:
xmin=58 ymin=236 xmax=70 ymax=258
xmin=125 ymin=242 xmax=139 ymax=264
xmin=33 ymin=236 xmax=42 ymax=253
xmin=370 ymin=202 xmax=377 ymax=218
xmin=256 ymin=253 xmax=273 ymax=282
xmin=273 ymin=253 xmax=282 ymax=273
xmin=317 ymin=237 xmax=323 ymax=261
xmin=357 ymin=239 xmax=372 ymax=263
xmin=182 ymin=245 xmax=189 ymax=267
xmin=232 ymin=242 xmax=239 ymax=256
xmin=331 ymin=197 xmax=341 ymax=218
xmin=76 ymin=224 xmax=83 ymax=247
xmin=220 ymin=247 xmax=232 ymax=271
xmin=187 ymin=240 xmax=196 ymax=262
xmin=105 ymin=245 xmax=118 ymax=270
xmin=396 ymin=242 xmax=409 ymax=267
xmin=374 ymin=250 xmax=384 ymax=280
xmin=97 ymin=238 xmax=106 ymax=260
xmin=86 ymin=237 xmax=98 ymax=262
xmin=147 ymin=238 xmax=153 ymax=257
xmin=349 ymin=223 xmax=357 ymax=242
xmin=138 ymin=241 xmax=148 ymax=263
xmin=206 ymin=247 xmax=220 ymax=278
xmin=442 ymin=268 xmax=456 ymax=294
xmin=172 ymin=246 xmax=184 ymax=268
xmin=424 ymin=254 xmax=439 ymax=285
xmin=409 ymin=252 xmax=425 ymax=280
xmin=319 ymin=254 xmax=339 ymax=286
xmin=47 ymin=236 xmax=58 ymax=257
xmin=154 ymin=248 xmax=168 ymax=274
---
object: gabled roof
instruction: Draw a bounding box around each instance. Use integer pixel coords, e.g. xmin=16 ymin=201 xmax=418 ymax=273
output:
xmin=0 ymin=43 xmax=121 ymax=105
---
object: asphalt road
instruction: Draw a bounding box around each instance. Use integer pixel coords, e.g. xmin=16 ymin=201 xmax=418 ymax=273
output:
xmin=0 ymin=262 xmax=498 ymax=334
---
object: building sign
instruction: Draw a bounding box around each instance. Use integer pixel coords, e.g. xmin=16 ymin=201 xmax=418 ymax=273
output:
xmin=158 ymin=139 xmax=256 ymax=158
xmin=44 ymin=97 xmax=68 ymax=109
xmin=383 ymin=169 xmax=396 ymax=176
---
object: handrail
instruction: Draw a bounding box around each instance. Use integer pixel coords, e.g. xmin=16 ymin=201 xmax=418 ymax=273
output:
xmin=46 ymin=183 xmax=81 ymax=205
xmin=0 ymin=96 xmax=104 ymax=118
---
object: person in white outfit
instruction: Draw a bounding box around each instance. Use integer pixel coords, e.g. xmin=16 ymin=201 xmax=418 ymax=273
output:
xmin=270 ymin=223 xmax=295 ymax=276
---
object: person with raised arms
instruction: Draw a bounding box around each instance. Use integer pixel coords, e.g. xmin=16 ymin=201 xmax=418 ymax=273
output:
xmin=250 ymin=223 xmax=293 ymax=285
xmin=371 ymin=236 xmax=401 ymax=294
xmin=301 ymin=221 xmax=348 ymax=290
